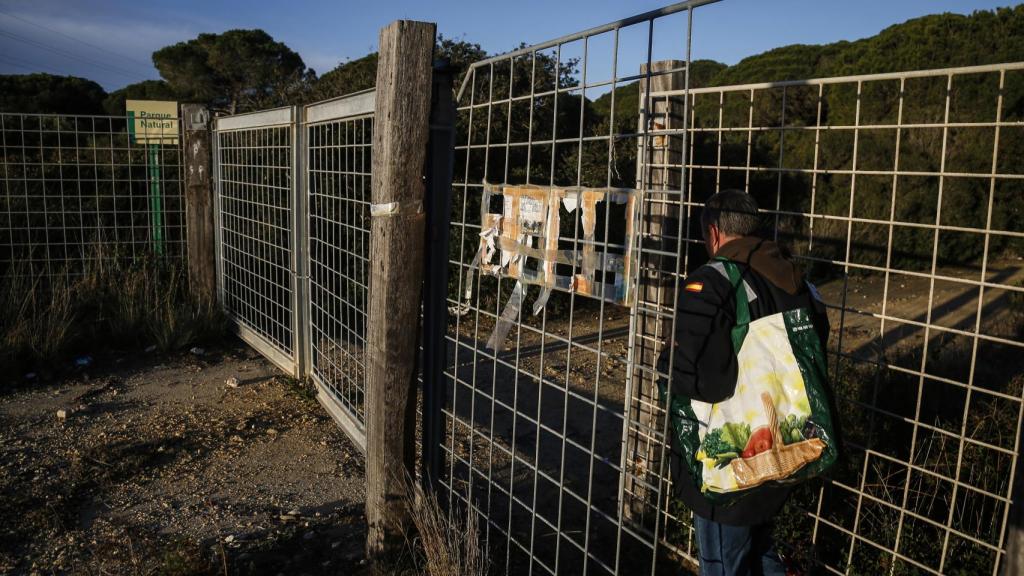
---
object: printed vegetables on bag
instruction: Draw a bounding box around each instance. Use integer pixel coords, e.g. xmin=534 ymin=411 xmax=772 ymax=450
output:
xmin=699 ymin=422 xmax=750 ymax=469
xmin=699 ymin=416 xmax=818 ymax=470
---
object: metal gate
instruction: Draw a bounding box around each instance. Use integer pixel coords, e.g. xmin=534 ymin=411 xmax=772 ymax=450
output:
xmin=304 ymin=90 xmax=376 ymax=450
xmin=213 ymin=107 xmax=304 ymax=377
xmin=213 ymin=90 xmax=375 ymax=448
xmin=442 ymin=2 xmax=715 ymax=574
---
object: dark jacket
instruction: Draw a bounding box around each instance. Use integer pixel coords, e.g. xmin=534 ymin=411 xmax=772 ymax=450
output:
xmin=657 ymin=236 xmax=830 ymax=526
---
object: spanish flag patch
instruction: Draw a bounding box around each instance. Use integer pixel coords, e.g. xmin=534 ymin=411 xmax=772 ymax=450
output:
xmin=684 ymin=281 xmax=704 ymax=293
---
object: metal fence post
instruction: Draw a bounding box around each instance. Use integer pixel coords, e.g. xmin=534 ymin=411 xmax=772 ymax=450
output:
xmin=212 ymin=121 xmax=225 ymax=308
xmin=291 ymin=106 xmax=310 ymax=379
xmin=295 ymin=106 xmax=312 ymax=379
xmin=1005 ymin=433 xmax=1024 ymax=574
xmin=422 ymin=61 xmax=456 ymax=490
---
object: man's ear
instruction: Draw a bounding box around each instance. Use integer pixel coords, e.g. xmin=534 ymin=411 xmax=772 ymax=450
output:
xmin=707 ymin=223 xmax=720 ymax=253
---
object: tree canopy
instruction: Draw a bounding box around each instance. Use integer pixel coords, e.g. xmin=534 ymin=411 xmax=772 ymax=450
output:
xmin=0 ymin=74 xmax=106 ymax=115
xmin=308 ymin=35 xmax=487 ymax=103
xmin=309 ymin=53 xmax=377 ymax=103
xmin=101 ymin=79 xmax=178 ymax=116
xmin=153 ymin=29 xmax=312 ymax=114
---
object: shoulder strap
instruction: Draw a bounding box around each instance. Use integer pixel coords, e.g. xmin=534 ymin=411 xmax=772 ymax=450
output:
xmin=714 ymin=256 xmax=750 ymax=352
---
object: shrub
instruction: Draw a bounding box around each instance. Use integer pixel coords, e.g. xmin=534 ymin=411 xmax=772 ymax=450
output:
xmin=0 ymin=253 xmax=226 ymax=382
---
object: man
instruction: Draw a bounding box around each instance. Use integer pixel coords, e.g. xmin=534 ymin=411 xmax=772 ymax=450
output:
xmin=658 ymin=190 xmax=830 ymax=576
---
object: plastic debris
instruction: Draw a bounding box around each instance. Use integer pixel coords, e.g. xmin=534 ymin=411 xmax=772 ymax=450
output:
xmin=190 ymin=347 xmax=205 ymax=356
xmin=144 ymin=345 xmax=157 ymax=353
xmin=74 ymin=355 xmax=93 ymax=368
xmin=226 ymin=377 xmax=239 ymax=388
xmin=56 ymin=409 xmax=67 ymax=420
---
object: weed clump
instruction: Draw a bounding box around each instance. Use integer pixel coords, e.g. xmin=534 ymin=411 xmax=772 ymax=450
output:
xmin=400 ymin=477 xmax=489 ymax=576
xmin=1 ymin=252 xmax=226 ymax=381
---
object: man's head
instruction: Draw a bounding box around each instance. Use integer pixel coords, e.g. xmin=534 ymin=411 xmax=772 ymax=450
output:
xmin=700 ymin=190 xmax=761 ymax=256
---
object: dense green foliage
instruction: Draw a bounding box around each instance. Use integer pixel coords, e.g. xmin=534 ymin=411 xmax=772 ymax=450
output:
xmin=102 ymin=79 xmax=178 ymax=115
xmin=2 ymin=6 xmax=1022 ymax=270
xmin=153 ymin=29 xmax=313 ymax=114
xmin=309 ymin=53 xmax=378 ymax=102
xmin=0 ymin=74 xmax=106 ymax=114
xmin=555 ymin=8 xmax=1024 ymax=270
xmin=309 ymin=34 xmax=488 ymax=103
xmin=707 ymin=8 xmax=1024 ymax=270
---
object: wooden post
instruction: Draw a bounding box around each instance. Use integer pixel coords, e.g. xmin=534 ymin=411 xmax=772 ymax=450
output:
xmin=365 ymin=20 xmax=436 ymax=560
xmin=181 ymin=103 xmax=215 ymax=303
xmin=625 ymin=60 xmax=686 ymax=522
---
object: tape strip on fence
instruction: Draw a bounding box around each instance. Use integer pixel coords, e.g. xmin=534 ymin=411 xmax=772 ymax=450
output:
xmin=370 ymin=199 xmax=423 ymax=218
xmin=451 ymin=183 xmax=639 ymax=320
xmin=486 ymin=280 xmax=525 ymax=351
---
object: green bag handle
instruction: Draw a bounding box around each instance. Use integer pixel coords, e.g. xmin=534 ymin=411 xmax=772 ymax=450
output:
xmin=714 ymin=256 xmax=750 ymax=352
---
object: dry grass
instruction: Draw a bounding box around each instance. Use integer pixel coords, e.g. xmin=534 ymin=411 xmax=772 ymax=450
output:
xmin=406 ymin=478 xmax=489 ymax=576
xmin=0 ymin=251 xmax=226 ymax=380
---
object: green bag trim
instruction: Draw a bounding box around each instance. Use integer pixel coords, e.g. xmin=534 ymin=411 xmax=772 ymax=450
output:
xmin=713 ymin=256 xmax=750 ymax=352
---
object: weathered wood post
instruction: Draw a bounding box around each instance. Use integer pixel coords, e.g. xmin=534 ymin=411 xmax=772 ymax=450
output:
xmin=625 ymin=60 xmax=686 ymax=522
xmin=181 ymin=103 xmax=216 ymax=303
xmin=364 ymin=19 xmax=436 ymax=560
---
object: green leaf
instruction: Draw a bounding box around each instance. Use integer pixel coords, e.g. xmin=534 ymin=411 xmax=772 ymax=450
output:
xmin=714 ymin=452 xmax=739 ymax=468
xmin=719 ymin=422 xmax=751 ymax=452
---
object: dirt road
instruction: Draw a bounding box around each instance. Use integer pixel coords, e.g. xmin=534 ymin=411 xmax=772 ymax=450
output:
xmin=0 ymin=341 xmax=369 ymax=576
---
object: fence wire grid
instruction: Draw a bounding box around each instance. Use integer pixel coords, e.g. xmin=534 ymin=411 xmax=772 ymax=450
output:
xmin=444 ymin=3 xmax=1024 ymax=576
xmin=650 ymin=62 xmax=1024 ymax=575
xmin=202 ymin=4 xmax=1024 ymax=574
xmin=214 ymin=107 xmax=299 ymax=374
xmin=305 ymin=90 xmax=376 ymax=449
xmin=445 ymin=2 xmax=715 ymax=574
xmin=1 ymin=112 xmax=185 ymax=278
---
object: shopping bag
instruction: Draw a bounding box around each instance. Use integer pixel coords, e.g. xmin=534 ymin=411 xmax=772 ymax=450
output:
xmin=663 ymin=257 xmax=838 ymax=504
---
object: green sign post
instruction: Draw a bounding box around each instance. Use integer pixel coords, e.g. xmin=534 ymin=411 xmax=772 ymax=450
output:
xmin=126 ymin=100 xmax=178 ymax=257
xmin=148 ymin=143 xmax=164 ymax=255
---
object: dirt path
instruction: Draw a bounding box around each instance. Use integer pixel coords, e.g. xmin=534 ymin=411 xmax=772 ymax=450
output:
xmin=816 ymin=257 xmax=1024 ymax=358
xmin=0 ymin=340 xmax=369 ymax=576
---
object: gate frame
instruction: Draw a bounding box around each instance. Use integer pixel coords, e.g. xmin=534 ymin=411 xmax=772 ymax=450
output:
xmin=212 ymin=105 xmax=303 ymax=378
xmin=302 ymin=88 xmax=378 ymax=452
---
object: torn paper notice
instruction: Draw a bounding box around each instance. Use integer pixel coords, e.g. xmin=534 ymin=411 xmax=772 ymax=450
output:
xmin=458 ymin=183 xmax=642 ymax=348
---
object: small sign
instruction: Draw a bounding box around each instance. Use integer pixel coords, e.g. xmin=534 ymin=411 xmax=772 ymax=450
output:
xmin=126 ymin=99 xmax=179 ymax=144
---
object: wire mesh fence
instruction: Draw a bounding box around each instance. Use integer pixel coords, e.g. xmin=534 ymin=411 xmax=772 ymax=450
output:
xmin=211 ymin=92 xmax=375 ymax=448
xmin=213 ymin=107 xmax=300 ymax=375
xmin=444 ymin=3 xmax=714 ymax=574
xmin=201 ymin=7 xmax=1024 ymax=573
xmin=443 ymin=2 xmax=1024 ymax=575
xmin=648 ymin=61 xmax=1024 ymax=576
xmin=305 ymin=90 xmax=376 ymax=449
xmin=0 ymin=112 xmax=185 ymax=278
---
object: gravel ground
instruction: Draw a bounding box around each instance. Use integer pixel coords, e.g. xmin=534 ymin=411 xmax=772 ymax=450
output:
xmin=0 ymin=339 xmax=370 ymax=576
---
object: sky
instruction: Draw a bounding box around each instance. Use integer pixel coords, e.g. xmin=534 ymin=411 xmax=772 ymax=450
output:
xmin=0 ymin=0 xmax=1017 ymax=91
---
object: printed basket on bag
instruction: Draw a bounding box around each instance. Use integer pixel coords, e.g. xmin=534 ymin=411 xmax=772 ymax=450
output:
xmin=730 ymin=392 xmax=826 ymax=488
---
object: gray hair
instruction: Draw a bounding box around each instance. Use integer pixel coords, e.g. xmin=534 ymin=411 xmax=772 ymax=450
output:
xmin=700 ymin=189 xmax=761 ymax=237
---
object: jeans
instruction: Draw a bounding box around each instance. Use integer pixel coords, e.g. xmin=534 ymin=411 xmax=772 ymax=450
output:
xmin=694 ymin=515 xmax=788 ymax=576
